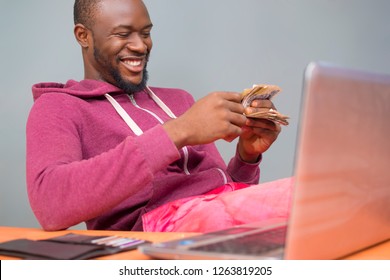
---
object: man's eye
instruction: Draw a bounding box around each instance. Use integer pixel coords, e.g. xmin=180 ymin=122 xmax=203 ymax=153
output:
xmin=141 ymin=32 xmax=151 ymax=38
xmin=116 ymin=33 xmax=129 ymax=38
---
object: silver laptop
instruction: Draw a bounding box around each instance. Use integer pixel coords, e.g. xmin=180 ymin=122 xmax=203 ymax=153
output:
xmin=138 ymin=62 xmax=390 ymax=260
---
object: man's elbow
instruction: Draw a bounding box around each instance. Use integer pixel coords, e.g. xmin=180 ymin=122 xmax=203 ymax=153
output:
xmin=33 ymin=210 xmax=71 ymax=231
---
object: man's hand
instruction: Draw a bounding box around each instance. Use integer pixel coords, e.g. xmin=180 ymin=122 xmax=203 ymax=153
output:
xmin=238 ymin=99 xmax=281 ymax=163
xmin=163 ymin=93 xmax=281 ymax=162
xmin=163 ymin=91 xmax=247 ymax=149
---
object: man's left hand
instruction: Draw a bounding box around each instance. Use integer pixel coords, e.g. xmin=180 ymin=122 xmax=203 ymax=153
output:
xmin=238 ymin=99 xmax=281 ymax=163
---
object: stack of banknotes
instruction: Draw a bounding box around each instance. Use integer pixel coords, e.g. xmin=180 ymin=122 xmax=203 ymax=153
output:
xmin=241 ymin=84 xmax=289 ymax=125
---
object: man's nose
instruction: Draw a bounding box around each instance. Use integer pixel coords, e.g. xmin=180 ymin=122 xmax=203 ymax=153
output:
xmin=126 ymin=33 xmax=148 ymax=53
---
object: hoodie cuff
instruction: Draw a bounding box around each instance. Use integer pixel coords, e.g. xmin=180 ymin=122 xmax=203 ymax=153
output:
xmin=226 ymin=148 xmax=261 ymax=184
xmin=135 ymin=125 xmax=181 ymax=174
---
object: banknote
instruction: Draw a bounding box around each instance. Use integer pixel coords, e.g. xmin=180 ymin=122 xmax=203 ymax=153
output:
xmin=241 ymin=84 xmax=289 ymax=125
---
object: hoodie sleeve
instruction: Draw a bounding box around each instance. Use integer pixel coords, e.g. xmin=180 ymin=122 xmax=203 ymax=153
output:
xmin=226 ymin=147 xmax=261 ymax=184
xmin=26 ymin=93 xmax=181 ymax=231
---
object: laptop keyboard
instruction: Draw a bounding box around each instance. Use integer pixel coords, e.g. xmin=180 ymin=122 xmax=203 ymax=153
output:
xmin=188 ymin=226 xmax=287 ymax=256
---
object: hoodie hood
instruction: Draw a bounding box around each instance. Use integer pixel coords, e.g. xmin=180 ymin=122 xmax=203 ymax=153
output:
xmin=31 ymin=79 xmax=123 ymax=101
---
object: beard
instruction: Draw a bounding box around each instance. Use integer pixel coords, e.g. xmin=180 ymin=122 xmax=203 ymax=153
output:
xmin=111 ymin=66 xmax=149 ymax=94
xmin=93 ymin=46 xmax=149 ymax=94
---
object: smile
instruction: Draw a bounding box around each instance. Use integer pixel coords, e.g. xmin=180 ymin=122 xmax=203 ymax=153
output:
xmin=123 ymin=60 xmax=142 ymax=67
xmin=120 ymin=56 xmax=145 ymax=73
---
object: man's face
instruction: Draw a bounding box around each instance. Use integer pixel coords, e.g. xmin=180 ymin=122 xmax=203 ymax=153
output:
xmin=86 ymin=0 xmax=153 ymax=93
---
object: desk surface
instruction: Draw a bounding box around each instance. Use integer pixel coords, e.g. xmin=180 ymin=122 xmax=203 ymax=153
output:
xmin=0 ymin=226 xmax=196 ymax=260
xmin=1 ymin=226 xmax=389 ymax=260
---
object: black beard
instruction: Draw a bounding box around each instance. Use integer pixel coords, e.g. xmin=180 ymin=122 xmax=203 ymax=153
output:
xmin=111 ymin=66 xmax=149 ymax=95
xmin=93 ymin=46 xmax=149 ymax=94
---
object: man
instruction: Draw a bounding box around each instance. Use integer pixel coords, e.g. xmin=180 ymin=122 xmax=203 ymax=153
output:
xmin=26 ymin=0 xmax=282 ymax=231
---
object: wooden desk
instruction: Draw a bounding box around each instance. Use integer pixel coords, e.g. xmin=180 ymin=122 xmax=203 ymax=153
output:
xmin=0 ymin=226 xmax=389 ymax=260
xmin=0 ymin=226 xmax=197 ymax=260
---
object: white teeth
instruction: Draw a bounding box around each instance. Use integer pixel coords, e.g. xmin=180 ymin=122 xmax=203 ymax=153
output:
xmin=124 ymin=60 xmax=141 ymax=66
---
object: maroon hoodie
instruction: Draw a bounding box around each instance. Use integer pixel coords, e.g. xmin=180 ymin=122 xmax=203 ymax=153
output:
xmin=26 ymin=79 xmax=261 ymax=231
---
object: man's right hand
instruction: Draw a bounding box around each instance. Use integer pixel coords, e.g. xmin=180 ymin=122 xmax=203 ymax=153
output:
xmin=163 ymin=91 xmax=247 ymax=149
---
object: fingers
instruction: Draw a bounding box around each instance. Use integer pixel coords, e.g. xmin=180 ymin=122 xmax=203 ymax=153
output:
xmin=219 ymin=91 xmax=242 ymax=103
xmin=205 ymin=92 xmax=246 ymax=142
xmin=251 ymin=99 xmax=276 ymax=109
xmin=223 ymin=134 xmax=239 ymax=143
xmin=209 ymin=91 xmax=243 ymax=113
xmin=166 ymin=91 xmax=246 ymax=147
xmin=244 ymin=100 xmax=276 ymax=116
xmin=169 ymin=91 xmax=283 ymax=147
xmin=246 ymin=116 xmax=280 ymax=129
xmin=214 ymin=92 xmax=282 ymax=135
xmin=208 ymin=91 xmax=246 ymax=126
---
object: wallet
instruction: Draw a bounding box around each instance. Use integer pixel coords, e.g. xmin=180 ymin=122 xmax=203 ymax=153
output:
xmin=0 ymin=233 xmax=149 ymax=260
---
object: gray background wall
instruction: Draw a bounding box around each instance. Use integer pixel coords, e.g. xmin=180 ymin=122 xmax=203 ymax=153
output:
xmin=1 ymin=0 xmax=389 ymax=229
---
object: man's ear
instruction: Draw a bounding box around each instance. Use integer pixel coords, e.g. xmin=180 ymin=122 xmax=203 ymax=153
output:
xmin=74 ymin=23 xmax=90 ymax=48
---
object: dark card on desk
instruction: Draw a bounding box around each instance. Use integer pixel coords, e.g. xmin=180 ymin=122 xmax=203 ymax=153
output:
xmin=0 ymin=233 xmax=150 ymax=260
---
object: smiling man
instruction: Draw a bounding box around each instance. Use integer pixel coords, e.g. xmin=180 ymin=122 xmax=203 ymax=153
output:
xmin=26 ymin=0 xmax=284 ymax=232
xmin=75 ymin=0 xmax=152 ymax=92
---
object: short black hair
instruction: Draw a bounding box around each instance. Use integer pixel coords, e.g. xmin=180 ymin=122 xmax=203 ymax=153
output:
xmin=73 ymin=0 xmax=102 ymax=28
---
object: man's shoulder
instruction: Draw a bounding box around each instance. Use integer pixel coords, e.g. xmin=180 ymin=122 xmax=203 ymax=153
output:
xmin=32 ymin=79 xmax=120 ymax=101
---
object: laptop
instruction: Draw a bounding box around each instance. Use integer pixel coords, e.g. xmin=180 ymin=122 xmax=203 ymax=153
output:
xmin=138 ymin=61 xmax=390 ymax=260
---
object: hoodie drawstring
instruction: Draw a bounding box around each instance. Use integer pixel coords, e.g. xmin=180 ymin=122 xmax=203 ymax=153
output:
xmin=104 ymin=86 xmax=177 ymax=135
xmin=104 ymin=87 xmax=191 ymax=175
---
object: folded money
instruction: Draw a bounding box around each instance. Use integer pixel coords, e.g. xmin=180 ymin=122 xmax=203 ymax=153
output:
xmin=241 ymin=84 xmax=289 ymax=125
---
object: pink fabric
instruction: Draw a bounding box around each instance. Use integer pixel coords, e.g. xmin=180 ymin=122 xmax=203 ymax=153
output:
xmin=142 ymin=177 xmax=294 ymax=232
